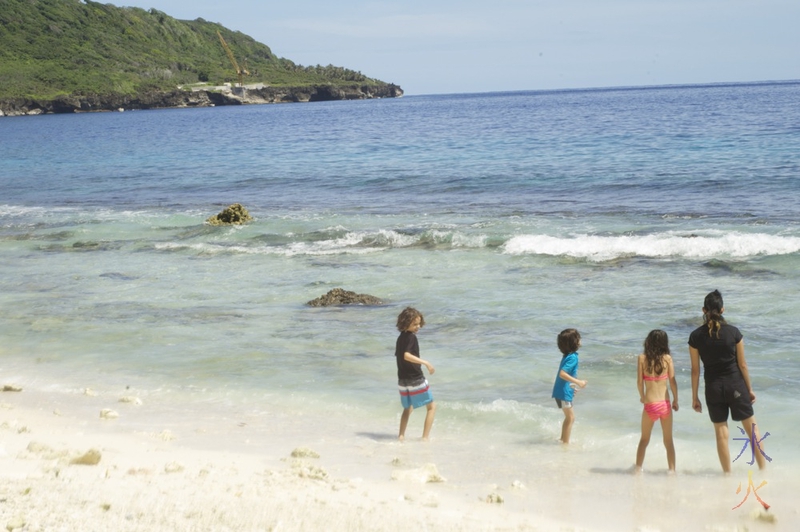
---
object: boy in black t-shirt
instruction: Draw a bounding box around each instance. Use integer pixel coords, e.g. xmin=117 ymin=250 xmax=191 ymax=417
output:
xmin=395 ymin=307 xmax=436 ymax=441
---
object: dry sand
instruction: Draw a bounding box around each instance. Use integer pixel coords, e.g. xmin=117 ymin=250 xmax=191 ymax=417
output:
xmin=0 ymin=386 xmax=566 ymax=532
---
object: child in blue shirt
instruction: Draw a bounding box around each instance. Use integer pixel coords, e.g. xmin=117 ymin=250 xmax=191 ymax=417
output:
xmin=552 ymin=328 xmax=587 ymax=443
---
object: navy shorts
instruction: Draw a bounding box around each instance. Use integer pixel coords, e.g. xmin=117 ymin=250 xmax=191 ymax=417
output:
xmin=704 ymin=376 xmax=754 ymax=423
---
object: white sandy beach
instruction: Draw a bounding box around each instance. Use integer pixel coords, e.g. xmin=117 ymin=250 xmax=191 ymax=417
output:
xmin=0 ymin=383 xmax=573 ymax=532
xmin=2 ymin=381 xmax=796 ymax=532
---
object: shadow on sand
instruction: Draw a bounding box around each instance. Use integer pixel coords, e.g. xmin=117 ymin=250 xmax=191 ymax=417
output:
xmin=355 ymin=432 xmax=398 ymax=442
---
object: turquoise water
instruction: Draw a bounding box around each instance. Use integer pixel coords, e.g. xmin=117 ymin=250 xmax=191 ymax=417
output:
xmin=2 ymin=82 xmax=800 ymax=527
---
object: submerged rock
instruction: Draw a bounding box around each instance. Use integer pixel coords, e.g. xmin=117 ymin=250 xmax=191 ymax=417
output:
xmin=206 ymin=203 xmax=253 ymax=226
xmin=306 ymin=288 xmax=383 ymax=307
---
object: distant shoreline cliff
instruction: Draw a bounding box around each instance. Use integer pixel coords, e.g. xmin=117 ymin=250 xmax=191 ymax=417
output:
xmin=0 ymin=0 xmax=403 ymax=117
xmin=0 ymin=84 xmax=404 ymax=117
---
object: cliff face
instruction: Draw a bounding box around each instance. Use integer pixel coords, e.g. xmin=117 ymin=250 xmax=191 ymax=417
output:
xmin=250 ymin=83 xmax=404 ymax=103
xmin=0 ymin=84 xmax=404 ymax=116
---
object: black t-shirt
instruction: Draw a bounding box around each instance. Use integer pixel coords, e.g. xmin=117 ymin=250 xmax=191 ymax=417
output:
xmin=395 ymin=331 xmax=423 ymax=382
xmin=688 ymin=322 xmax=743 ymax=381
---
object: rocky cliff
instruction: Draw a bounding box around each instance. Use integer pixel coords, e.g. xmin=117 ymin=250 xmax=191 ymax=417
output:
xmin=0 ymin=83 xmax=404 ymax=117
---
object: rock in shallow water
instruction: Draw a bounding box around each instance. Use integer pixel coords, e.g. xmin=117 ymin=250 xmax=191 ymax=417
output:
xmin=306 ymin=288 xmax=383 ymax=307
xmin=206 ymin=203 xmax=253 ymax=225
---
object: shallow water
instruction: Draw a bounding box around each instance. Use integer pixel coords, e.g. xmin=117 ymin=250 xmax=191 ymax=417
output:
xmin=2 ymin=82 xmax=800 ymax=527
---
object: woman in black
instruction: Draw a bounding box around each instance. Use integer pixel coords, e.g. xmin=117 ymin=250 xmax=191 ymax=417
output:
xmin=689 ymin=290 xmax=766 ymax=473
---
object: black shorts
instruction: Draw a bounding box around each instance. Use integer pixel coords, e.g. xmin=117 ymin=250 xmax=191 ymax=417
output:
xmin=704 ymin=376 xmax=754 ymax=423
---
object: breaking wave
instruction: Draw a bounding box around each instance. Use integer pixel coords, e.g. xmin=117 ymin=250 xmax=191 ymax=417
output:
xmin=502 ymin=231 xmax=800 ymax=261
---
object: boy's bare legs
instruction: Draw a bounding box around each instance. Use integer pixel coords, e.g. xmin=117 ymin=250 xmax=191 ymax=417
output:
xmin=635 ymin=410 xmax=655 ymax=471
xmin=661 ymin=413 xmax=676 ymax=472
xmin=398 ymin=407 xmax=412 ymax=441
xmin=422 ymin=401 xmax=436 ymax=441
xmin=713 ymin=421 xmax=731 ymax=473
xmin=740 ymin=416 xmax=766 ymax=470
xmin=560 ymin=406 xmax=575 ymax=443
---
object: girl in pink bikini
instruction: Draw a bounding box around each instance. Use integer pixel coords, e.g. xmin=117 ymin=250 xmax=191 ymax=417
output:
xmin=635 ymin=329 xmax=679 ymax=472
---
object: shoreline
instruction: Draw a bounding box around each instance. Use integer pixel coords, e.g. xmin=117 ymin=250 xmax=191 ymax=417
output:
xmin=2 ymin=379 xmax=796 ymax=531
xmin=0 ymin=83 xmax=404 ymax=118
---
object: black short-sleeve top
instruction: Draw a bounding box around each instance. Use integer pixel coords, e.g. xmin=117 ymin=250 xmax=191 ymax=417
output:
xmin=395 ymin=331 xmax=423 ymax=382
xmin=688 ymin=322 xmax=743 ymax=381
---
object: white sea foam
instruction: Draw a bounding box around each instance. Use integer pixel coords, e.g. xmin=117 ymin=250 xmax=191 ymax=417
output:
xmin=0 ymin=204 xmax=50 ymax=217
xmin=155 ymin=239 xmax=385 ymax=256
xmin=154 ymin=228 xmax=494 ymax=256
xmin=450 ymin=232 xmax=488 ymax=248
xmin=502 ymin=231 xmax=800 ymax=261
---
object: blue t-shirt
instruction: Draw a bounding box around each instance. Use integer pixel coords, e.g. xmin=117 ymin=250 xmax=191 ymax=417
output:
xmin=552 ymin=352 xmax=579 ymax=401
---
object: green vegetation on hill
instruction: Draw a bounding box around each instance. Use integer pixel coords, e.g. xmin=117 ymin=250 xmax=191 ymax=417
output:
xmin=0 ymin=0 xmax=393 ymax=100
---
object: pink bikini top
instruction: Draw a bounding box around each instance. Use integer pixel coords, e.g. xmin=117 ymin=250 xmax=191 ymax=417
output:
xmin=643 ymin=374 xmax=669 ymax=381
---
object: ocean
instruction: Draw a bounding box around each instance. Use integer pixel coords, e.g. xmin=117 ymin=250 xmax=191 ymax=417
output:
xmin=2 ymin=81 xmax=800 ymax=530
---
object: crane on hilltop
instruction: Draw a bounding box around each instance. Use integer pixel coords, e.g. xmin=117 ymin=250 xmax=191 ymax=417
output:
xmin=217 ymin=30 xmax=249 ymax=89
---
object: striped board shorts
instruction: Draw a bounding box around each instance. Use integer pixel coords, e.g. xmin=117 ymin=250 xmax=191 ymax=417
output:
xmin=398 ymin=378 xmax=433 ymax=409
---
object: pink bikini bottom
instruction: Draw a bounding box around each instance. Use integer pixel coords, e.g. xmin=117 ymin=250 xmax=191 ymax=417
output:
xmin=644 ymin=400 xmax=671 ymax=421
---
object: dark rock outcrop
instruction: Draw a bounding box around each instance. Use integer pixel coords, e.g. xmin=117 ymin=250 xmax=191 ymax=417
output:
xmin=0 ymin=90 xmax=218 ymax=116
xmin=0 ymin=84 xmax=403 ymax=116
xmin=206 ymin=204 xmax=253 ymax=226
xmin=245 ymin=83 xmax=404 ymax=104
xmin=307 ymin=288 xmax=383 ymax=307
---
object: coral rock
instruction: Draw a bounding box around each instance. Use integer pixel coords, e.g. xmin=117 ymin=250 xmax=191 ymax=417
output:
xmin=71 ymin=449 xmax=102 ymax=466
xmin=291 ymin=447 xmax=320 ymax=458
xmin=306 ymin=288 xmax=383 ymax=307
xmin=206 ymin=203 xmax=253 ymax=225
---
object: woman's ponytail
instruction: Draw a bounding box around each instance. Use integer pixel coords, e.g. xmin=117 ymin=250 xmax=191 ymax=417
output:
xmin=703 ymin=289 xmax=725 ymax=338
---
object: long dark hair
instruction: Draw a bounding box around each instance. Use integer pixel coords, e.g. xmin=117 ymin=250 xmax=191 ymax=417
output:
xmin=703 ymin=289 xmax=726 ymax=339
xmin=643 ymin=329 xmax=670 ymax=375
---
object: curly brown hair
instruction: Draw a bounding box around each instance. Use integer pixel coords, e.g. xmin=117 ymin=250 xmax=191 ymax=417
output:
xmin=396 ymin=307 xmax=425 ymax=332
xmin=557 ymin=328 xmax=581 ymax=356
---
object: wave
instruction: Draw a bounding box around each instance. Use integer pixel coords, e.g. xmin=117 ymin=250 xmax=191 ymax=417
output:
xmin=502 ymin=231 xmax=800 ymax=261
xmin=156 ymin=228 xmax=496 ymax=256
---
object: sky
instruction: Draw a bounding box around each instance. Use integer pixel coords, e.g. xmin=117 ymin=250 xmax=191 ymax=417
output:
xmin=118 ymin=0 xmax=800 ymax=96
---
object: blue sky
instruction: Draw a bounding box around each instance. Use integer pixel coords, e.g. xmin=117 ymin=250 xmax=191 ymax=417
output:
xmin=120 ymin=0 xmax=799 ymax=95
